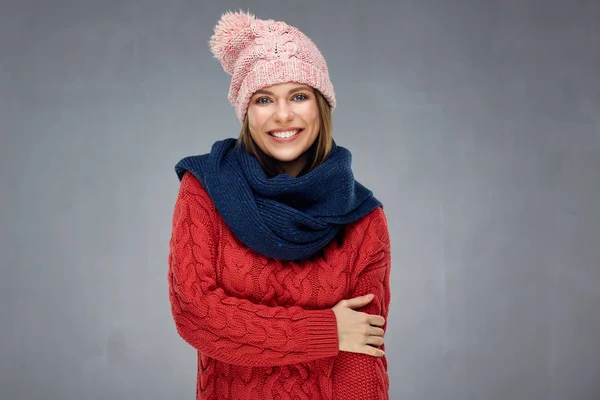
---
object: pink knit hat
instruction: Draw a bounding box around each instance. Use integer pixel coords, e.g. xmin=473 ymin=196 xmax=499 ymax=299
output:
xmin=209 ymin=11 xmax=336 ymax=123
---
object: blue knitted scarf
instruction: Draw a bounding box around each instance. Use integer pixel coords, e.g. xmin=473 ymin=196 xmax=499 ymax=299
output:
xmin=174 ymin=138 xmax=382 ymax=261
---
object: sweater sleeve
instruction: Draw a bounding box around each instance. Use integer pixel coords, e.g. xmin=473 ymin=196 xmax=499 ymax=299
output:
xmin=331 ymin=207 xmax=392 ymax=399
xmin=168 ymin=172 xmax=339 ymax=367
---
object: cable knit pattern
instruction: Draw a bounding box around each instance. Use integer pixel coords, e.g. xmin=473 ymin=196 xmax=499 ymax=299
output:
xmin=168 ymin=172 xmax=391 ymax=399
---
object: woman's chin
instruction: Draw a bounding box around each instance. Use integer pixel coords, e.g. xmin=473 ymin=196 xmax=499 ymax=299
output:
xmin=268 ymin=150 xmax=304 ymax=164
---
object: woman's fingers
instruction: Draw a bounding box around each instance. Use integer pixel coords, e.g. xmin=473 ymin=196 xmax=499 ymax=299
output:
xmin=367 ymin=326 xmax=385 ymax=337
xmin=368 ymin=314 xmax=386 ymax=327
xmin=343 ymin=294 xmax=374 ymax=309
xmin=363 ymin=344 xmax=385 ymax=357
xmin=365 ymin=335 xmax=385 ymax=347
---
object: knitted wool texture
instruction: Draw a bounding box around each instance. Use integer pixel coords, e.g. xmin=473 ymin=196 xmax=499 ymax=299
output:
xmin=174 ymin=138 xmax=383 ymax=261
xmin=168 ymin=172 xmax=391 ymax=399
xmin=209 ymin=11 xmax=336 ymax=122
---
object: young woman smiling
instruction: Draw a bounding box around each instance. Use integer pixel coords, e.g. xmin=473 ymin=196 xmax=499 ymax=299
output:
xmin=168 ymin=10 xmax=392 ymax=400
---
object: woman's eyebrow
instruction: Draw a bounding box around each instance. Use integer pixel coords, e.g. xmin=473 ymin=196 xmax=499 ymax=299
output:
xmin=253 ymin=86 xmax=311 ymax=96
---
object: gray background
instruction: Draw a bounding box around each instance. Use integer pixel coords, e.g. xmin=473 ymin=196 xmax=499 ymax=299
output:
xmin=1 ymin=0 xmax=599 ymax=399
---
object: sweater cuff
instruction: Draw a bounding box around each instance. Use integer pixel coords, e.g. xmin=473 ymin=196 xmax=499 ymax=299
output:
xmin=303 ymin=309 xmax=339 ymax=358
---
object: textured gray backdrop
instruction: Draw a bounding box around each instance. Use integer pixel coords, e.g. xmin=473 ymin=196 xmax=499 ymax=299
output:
xmin=1 ymin=0 xmax=599 ymax=399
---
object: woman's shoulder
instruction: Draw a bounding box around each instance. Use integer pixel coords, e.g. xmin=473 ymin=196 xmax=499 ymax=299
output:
xmin=178 ymin=171 xmax=205 ymax=193
xmin=350 ymin=206 xmax=388 ymax=232
xmin=176 ymin=171 xmax=217 ymax=213
xmin=344 ymin=206 xmax=391 ymax=252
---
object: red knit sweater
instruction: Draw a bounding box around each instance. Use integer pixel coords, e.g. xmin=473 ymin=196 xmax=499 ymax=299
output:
xmin=168 ymin=172 xmax=391 ymax=399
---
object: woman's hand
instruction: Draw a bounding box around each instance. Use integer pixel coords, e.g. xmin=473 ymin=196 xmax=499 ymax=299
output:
xmin=332 ymin=294 xmax=386 ymax=357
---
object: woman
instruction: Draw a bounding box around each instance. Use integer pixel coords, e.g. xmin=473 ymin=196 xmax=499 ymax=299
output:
xmin=168 ymin=11 xmax=391 ymax=399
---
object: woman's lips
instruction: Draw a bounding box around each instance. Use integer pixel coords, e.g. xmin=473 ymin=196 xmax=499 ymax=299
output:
xmin=268 ymin=128 xmax=303 ymax=142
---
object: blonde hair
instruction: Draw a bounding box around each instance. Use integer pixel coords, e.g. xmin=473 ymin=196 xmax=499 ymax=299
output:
xmin=237 ymin=89 xmax=333 ymax=177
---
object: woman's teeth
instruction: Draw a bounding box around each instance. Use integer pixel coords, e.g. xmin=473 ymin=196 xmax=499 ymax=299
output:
xmin=270 ymin=130 xmax=300 ymax=138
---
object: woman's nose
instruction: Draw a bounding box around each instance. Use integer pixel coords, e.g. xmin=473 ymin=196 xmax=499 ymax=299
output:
xmin=273 ymin=103 xmax=294 ymax=122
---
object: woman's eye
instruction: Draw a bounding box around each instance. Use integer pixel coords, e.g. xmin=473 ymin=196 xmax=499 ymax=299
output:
xmin=255 ymin=97 xmax=271 ymax=104
xmin=293 ymin=93 xmax=308 ymax=101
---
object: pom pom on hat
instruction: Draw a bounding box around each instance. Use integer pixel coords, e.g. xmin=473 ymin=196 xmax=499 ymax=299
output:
xmin=209 ymin=10 xmax=255 ymax=62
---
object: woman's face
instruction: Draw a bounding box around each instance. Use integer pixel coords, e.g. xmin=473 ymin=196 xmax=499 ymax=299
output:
xmin=247 ymin=82 xmax=320 ymax=177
